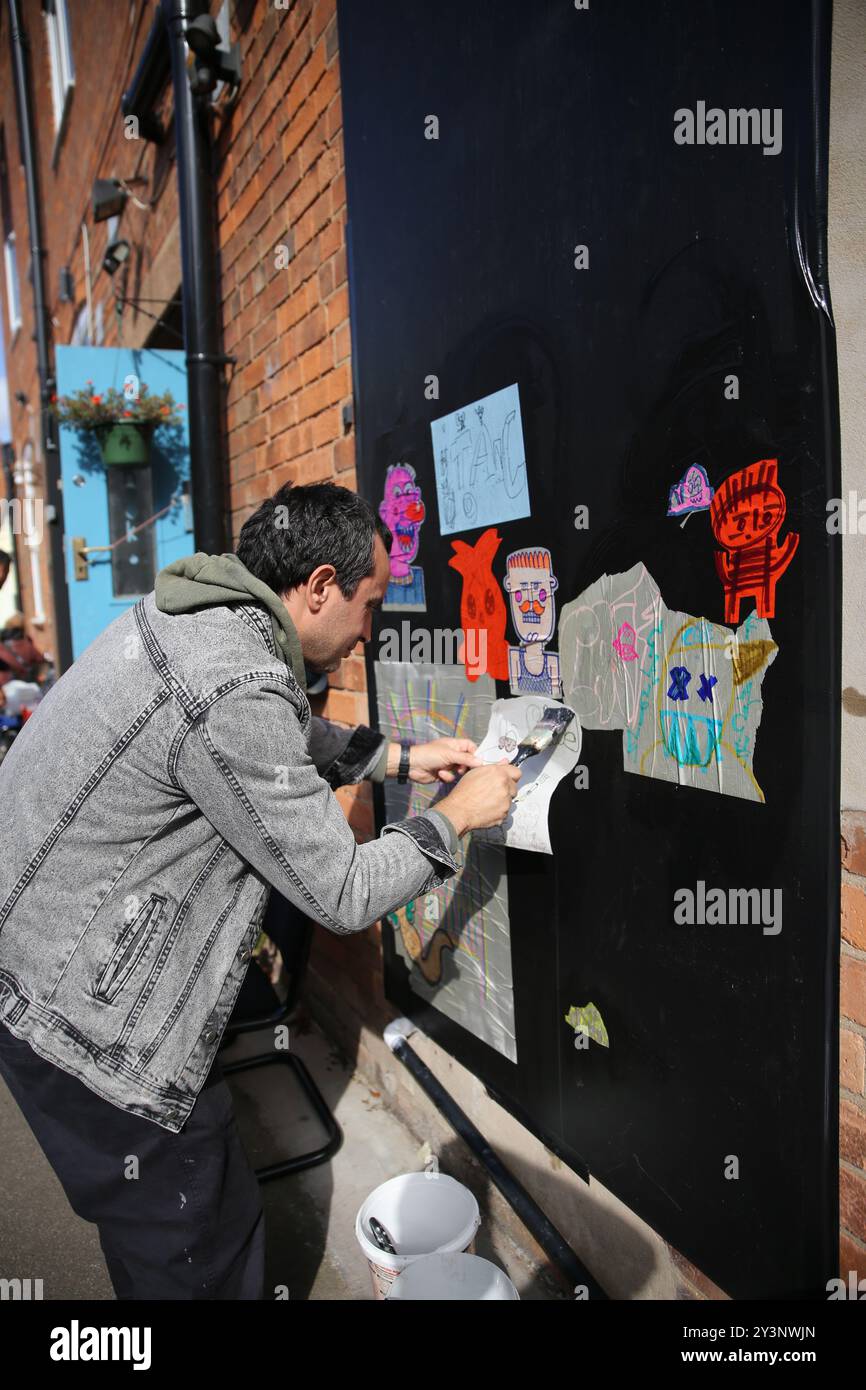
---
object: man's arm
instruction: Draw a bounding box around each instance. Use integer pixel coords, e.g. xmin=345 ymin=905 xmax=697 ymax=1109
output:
xmin=173 ymin=682 xmax=458 ymax=936
xmin=307 ymin=713 xmax=388 ymax=787
xmin=306 ymin=718 xmax=462 ymax=855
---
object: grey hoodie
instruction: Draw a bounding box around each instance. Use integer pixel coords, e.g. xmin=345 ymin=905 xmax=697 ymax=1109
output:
xmin=0 ymin=552 xmax=458 ymax=1130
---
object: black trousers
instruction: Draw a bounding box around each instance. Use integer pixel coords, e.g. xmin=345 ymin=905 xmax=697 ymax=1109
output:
xmin=0 ymin=1022 xmax=265 ymax=1300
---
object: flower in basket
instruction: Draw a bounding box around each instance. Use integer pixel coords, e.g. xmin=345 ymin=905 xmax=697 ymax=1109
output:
xmin=51 ymin=385 xmax=184 ymax=431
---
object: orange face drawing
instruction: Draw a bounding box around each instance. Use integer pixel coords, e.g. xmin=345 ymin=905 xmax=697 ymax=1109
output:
xmin=712 ymin=477 xmax=785 ymax=549
xmin=710 ymin=459 xmax=798 ymax=624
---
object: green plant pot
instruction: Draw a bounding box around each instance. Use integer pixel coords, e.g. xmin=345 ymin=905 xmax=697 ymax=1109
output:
xmin=94 ymin=422 xmax=153 ymax=468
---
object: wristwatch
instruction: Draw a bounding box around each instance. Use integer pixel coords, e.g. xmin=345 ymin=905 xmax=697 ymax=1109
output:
xmin=397 ymin=739 xmax=412 ymax=784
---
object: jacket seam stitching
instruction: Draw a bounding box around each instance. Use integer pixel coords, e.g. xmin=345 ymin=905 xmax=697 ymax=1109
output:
xmin=0 ymin=686 xmax=173 ymax=940
xmin=167 ymin=670 xmax=309 ymax=781
xmin=126 ymin=842 xmax=236 ymax=1067
xmin=193 ymin=718 xmax=347 ymax=933
xmin=111 ymin=840 xmax=231 ymax=1053
xmin=0 ymin=978 xmax=186 ymax=1099
xmin=41 ymin=798 xmax=190 ymax=1007
xmin=134 ymin=599 xmax=198 ymax=716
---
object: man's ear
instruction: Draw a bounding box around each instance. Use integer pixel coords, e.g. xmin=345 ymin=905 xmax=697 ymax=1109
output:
xmin=503 ymin=575 xmax=513 ymax=592
xmin=549 ymin=575 xmax=559 ymax=592
xmin=306 ymin=563 xmax=338 ymax=610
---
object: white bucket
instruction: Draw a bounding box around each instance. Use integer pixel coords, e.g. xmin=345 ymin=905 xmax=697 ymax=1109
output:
xmin=385 ymin=1251 xmax=520 ymax=1300
xmin=3 ymin=681 xmax=42 ymax=716
xmin=355 ymin=1171 xmax=481 ymax=1300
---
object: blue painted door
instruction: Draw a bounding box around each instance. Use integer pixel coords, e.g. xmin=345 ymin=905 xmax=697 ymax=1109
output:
xmin=55 ymin=347 xmax=193 ymax=659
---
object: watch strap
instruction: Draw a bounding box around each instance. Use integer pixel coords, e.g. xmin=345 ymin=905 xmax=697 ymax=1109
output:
xmin=397 ymin=739 xmax=412 ymax=784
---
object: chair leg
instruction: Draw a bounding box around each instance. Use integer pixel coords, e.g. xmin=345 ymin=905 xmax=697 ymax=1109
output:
xmin=221 ymin=1050 xmax=343 ymax=1182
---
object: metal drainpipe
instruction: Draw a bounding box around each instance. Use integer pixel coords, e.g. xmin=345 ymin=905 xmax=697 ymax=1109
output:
xmin=384 ymin=1017 xmax=609 ymax=1298
xmin=160 ymin=0 xmax=228 ymax=556
xmin=6 ymin=0 xmax=74 ymax=673
xmin=1 ymin=444 xmax=23 ymax=612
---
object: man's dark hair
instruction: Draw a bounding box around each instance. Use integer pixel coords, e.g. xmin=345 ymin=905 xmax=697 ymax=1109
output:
xmin=0 ymin=550 xmax=10 ymax=568
xmin=236 ymin=481 xmax=392 ymax=599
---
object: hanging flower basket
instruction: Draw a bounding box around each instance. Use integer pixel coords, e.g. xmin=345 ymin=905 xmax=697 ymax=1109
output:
xmin=94 ymin=420 xmax=155 ymax=468
xmin=50 ymin=382 xmax=185 ymax=468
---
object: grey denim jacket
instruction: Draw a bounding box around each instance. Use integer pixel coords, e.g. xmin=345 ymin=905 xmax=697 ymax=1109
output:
xmin=0 ymin=587 xmax=458 ymax=1131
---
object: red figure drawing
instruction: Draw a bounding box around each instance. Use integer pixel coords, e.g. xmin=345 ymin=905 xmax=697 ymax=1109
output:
xmin=448 ymin=527 xmax=510 ymax=681
xmin=710 ymin=459 xmax=799 ymax=624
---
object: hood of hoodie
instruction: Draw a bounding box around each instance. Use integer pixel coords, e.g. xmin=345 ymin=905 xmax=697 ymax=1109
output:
xmin=153 ymin=551 xmax=307 ymax=693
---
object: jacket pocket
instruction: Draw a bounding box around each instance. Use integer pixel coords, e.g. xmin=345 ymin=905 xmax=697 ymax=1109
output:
xmin=94 ymin=894 xmax=166 ymax=1004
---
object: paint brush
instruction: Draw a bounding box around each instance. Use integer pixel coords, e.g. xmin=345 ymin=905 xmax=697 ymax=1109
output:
xmin=510 ymin=706 xmax=575 ymax=766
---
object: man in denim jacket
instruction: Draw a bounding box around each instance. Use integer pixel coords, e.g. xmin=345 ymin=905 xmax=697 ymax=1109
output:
xmin=0 ymin=481 xmax=519 ymax=1298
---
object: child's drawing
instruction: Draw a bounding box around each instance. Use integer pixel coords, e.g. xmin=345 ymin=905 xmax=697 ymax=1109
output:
xmin=430 ymin=383 xmax=531 ymax=536
xmin=448 ymin=527 xmax=510 ymax=682
xmin=667 ymin=462 xmax=714 ymax=518
xmin=375 ymin=661 xmax=517 ymax=1062
xmin=710 ymin=458 xmax=799 ymax=623
xmin=379 ymin=462 xmax=427 ymax=610
xmin=504 ymin=547 xmax=562 ymax=699
xmin=558 ymin=563 xmax=779 ymax=802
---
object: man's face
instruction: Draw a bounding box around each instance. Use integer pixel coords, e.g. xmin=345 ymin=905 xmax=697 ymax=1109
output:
xmin=297 ymin=535 xmax=392 ymax=672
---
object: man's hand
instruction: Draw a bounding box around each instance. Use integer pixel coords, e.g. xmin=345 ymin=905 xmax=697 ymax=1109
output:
xmin=435 ymin=762 xmax=522 ymax=837
xmin=387 ymin=736 xmax=484 ymax=784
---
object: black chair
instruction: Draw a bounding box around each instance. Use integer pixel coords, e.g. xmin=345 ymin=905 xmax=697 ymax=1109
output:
xmin=219 ymin=891 xmax=343 ymax=1182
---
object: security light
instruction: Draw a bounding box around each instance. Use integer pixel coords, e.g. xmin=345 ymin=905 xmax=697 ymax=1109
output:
xmin=102 ymin=239 xmax=131 ymax=277
xmin=184 ymin=14 xmax=241 ymax=96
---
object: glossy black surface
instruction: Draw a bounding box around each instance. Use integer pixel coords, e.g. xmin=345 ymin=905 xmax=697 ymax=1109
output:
xmin=339 ymin=0 xmax=839 ymax=1298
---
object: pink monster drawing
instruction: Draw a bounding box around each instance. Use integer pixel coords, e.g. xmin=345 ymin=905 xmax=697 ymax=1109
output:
xmin=379 ymin=462 xmax=427 ymax=610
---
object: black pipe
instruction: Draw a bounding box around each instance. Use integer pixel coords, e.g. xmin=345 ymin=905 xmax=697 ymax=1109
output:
xmin=1 ymin=443 xmax=23 ymax=613
xmin=385 ymin=1022 xmax=609 ymax=1298
xmin=6 ymin=0 xmax=73 ymax=674
xmin=161 ymin=0 xmax=228 ymax=556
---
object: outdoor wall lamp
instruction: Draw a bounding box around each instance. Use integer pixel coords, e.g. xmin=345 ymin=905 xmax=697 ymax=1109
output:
xmin=92 ymin=178 xmax=128 ymax=223
xmin=102 ymin=239 xmax=131 ymax=277
xmin=184 ymin=14 xmax=241 ymax=97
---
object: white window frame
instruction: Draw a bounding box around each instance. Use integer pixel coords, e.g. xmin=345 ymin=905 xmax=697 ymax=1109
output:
xmin=3 ymin=229 xmax=22 ymax=336
xmin=44 ymin=0 xmax=75 ymax=163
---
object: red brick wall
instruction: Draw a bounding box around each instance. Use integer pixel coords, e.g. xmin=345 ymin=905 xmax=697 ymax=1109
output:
xmin=214 ymin=0 xmax=375 ymax=847
xmin=841 ymin=813 xmax=866 ymax=1280
xmin=0 ymin=1 xmax=183 ymax=663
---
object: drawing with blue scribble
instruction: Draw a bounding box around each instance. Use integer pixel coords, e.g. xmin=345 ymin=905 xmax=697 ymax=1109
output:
xmin=429 ymin=382 xmax=531 ymax=537
xmin=557 ymin=563 xmax=779 ymax=802
xmin=504 ymin=546 xmax=562 ymax=699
